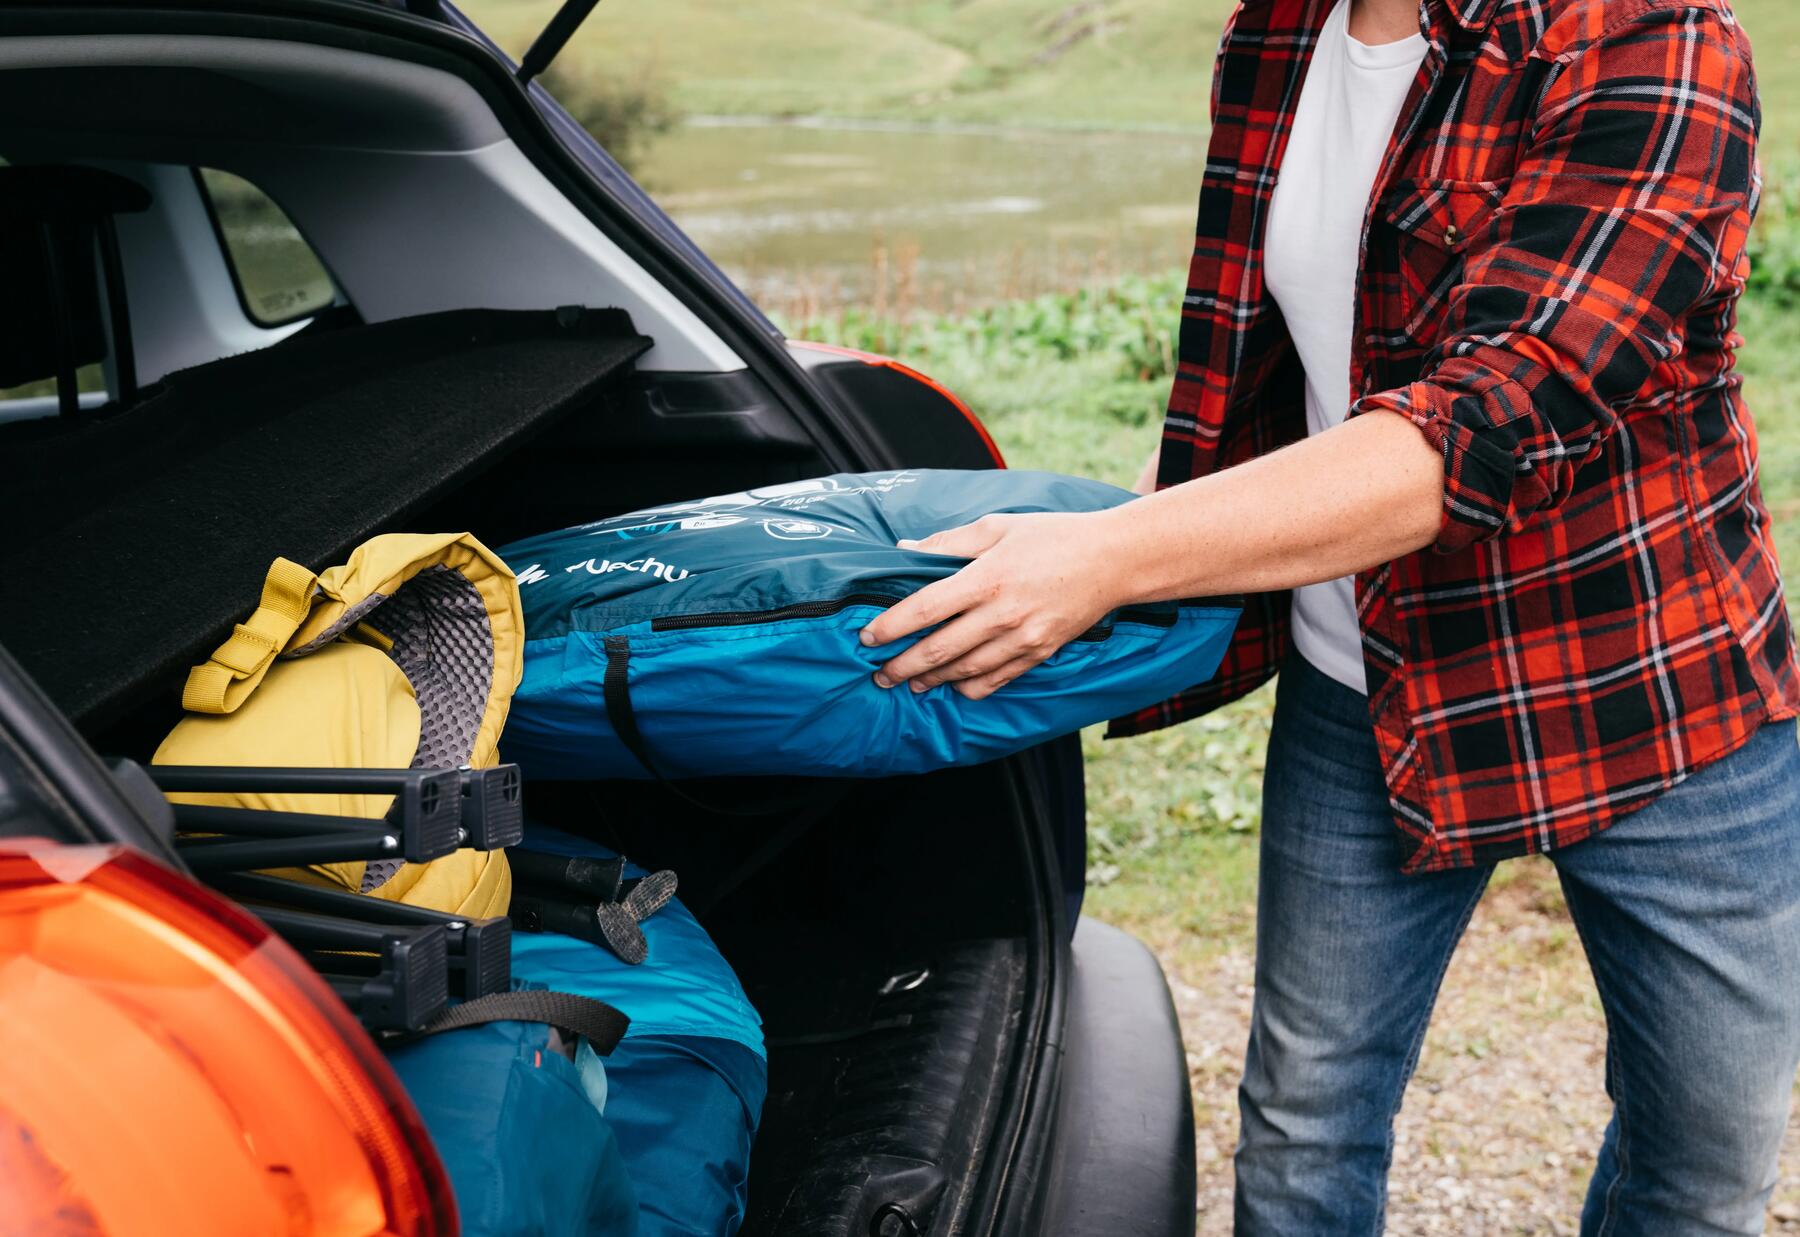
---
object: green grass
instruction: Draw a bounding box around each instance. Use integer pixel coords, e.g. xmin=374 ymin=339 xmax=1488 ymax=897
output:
xmin=468 ymin=0 xmax=1799 ymax=144
xmin=784 ymin=272 xmax=1187 ymax=484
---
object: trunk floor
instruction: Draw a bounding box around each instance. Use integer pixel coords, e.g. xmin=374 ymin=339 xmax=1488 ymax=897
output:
xmin=739 ymin=935 xmax=1026 ymax=1237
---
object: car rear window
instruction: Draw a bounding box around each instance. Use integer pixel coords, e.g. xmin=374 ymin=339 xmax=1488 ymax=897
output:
xmin=197 ymin=168 xmax=337 ymax=327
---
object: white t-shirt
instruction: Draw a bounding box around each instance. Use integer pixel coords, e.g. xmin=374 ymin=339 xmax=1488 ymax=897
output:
xmin=1263 ymin=0 xmax=1426 ymax=694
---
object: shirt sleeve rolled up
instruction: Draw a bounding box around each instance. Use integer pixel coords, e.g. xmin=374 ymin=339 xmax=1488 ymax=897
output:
xmin=1353 ymin=4 xmax=1759 ymax=555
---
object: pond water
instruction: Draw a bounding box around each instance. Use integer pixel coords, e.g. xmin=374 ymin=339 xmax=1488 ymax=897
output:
xmin=636 ymin=119 xmax=1209 ymax=316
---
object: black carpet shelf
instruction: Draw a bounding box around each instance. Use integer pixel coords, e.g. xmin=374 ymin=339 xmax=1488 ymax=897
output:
xmin=0 ymin=306 xmax=651 ymax=730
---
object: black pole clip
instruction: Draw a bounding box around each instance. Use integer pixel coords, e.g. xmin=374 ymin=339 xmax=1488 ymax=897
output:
xmin=150 ymin=764 xmax=522 ymax=870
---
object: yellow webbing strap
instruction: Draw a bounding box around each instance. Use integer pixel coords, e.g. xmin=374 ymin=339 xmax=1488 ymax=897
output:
xmin=181 ymin=557 xmax=319 ymax=715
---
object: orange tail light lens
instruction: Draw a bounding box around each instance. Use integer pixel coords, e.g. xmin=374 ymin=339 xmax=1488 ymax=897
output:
xmin=0 ymin=840 xmax=456 ymax=1237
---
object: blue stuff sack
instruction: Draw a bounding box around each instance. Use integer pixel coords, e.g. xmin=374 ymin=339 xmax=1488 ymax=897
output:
xmin=498 ymin=469 xmax=1240 ymax=781
xmin=511 ymin=824 xmax=765 ymax=1237
xmin=385 ymin=1017 xmax=640 ymax=1237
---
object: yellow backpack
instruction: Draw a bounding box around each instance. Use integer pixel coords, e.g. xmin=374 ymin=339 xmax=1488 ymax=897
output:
xmin=153 ymin=532 xmax=522 ymax=918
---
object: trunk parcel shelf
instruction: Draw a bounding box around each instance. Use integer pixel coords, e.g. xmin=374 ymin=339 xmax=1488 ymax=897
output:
xmin=0 ymin=306 xmax=650 ymax=731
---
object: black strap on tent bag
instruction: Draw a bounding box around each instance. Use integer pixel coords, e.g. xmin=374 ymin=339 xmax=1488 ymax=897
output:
xmin=402 ymin=989 xmax=630 ymax=1054
xmin=601 ymin=635 xmax=843 ymax=821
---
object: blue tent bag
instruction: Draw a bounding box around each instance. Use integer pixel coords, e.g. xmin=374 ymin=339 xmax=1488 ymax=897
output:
xmin=498 ymin=469 xmax=1240 ymax=780
xmin=387 ymin=823 xmax=764 ymax=1237
xmin=385 ymin=1017 xmax=640 ymax=1237
xmin=512 ymin=824 xmax=767 ymax=1237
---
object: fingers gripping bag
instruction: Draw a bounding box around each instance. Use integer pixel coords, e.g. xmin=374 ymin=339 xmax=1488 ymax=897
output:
xmin=497 ymin=469 xmax=1241 ymax=781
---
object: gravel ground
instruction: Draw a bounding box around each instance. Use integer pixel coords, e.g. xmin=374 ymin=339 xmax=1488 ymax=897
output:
xmin=1155 ymin=858 xmax=1800 ymax=1235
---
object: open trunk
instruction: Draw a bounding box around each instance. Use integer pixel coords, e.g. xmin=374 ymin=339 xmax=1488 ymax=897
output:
xmin=527 ymin=764 xmax=1060 ymax=1237
xmin=4 ymin=310 xmax=1066 ymax=1237
xmin=0 ymin=7 xmax=1089 ymax=1226
xmin=412 ymin=376 xmax=1068 ymax=1237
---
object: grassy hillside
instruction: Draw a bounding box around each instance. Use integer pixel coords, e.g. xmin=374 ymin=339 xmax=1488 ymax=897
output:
xmin=468 ymin=0 xmax=1798 ymax=143
xmin=465 ymin=1 xmax=984 ymax=122
xmin=464 ymin=0 xmax=1221 ymax=129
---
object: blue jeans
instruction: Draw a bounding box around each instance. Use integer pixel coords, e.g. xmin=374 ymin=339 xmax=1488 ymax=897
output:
xmin=1237 ymin=653 xmax=1800 ymax=1236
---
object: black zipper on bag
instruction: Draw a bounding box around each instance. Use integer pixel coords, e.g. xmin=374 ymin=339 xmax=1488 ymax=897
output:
xmin=650 ymin=593 xmax=904 ymax=632
xmin=650 ymin=593 xmax=1187 ymax=638
xmin=1074 ymin=607 xmax=1180 ymax=641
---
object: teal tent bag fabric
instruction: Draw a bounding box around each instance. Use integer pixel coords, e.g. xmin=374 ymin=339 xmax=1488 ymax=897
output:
xmin=509 ymin=827 xmax=764 ymax=1058
xmin=511 ymin=825 xmax=766 ymax=1237
xmin=497 ymin=469 xmax=1240 ymax=781
xmin=600 ymin=1035 xmax=766 ymax=1237
xmin=384 ymin=1018 xmax=640 ymax=1237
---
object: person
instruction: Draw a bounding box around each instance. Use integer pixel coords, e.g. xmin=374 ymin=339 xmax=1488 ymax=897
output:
xmin=857 ymin=0 xmax=1800 ymax=1230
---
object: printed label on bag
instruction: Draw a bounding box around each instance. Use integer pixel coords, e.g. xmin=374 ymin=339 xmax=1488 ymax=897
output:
xmin=516 ymin=557 xmax=690 ymax=587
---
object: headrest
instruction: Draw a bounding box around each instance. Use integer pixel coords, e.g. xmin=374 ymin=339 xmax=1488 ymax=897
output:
xmin=0 ymin=164 xmax=153 ymax=223
xmin=0 ymin=164 xmax=150 ymax=392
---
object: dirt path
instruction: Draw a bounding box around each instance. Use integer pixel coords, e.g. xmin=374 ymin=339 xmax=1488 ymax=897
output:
xmin=1157 ymin=858 xmax=1800 ymax=1234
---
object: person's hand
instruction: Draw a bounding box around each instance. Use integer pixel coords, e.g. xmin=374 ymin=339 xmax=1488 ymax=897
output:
xmin=859 ymin=509 xmax=1131 ymax=700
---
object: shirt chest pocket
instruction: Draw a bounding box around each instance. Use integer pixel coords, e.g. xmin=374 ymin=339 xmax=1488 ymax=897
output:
xmin=1380 ymin=178 xmax=1508 ymax=340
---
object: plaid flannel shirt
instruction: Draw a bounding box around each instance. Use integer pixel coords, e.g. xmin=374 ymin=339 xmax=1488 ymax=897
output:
xmin=1111 ymin=0 xmax=1799 ymax=872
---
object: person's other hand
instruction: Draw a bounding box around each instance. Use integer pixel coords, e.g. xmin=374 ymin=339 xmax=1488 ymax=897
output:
xmin=859 ymin=509 xmax=1128 ymax=700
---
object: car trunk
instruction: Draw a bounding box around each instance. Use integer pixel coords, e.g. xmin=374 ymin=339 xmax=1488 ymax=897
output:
xmin=412 ymin=387 xmax=1067 ymax=1237
xmin=0 ymin=7 xmax=1068 ymax=1221
xmin=523 ymin=763 xmax=1058 ymax=1237
xmin=9 ymin=312 xmax=1063 ymax=1237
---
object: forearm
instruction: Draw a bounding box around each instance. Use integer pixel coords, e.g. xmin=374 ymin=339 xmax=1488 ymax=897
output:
xmin=1102 ymin=411 xmax=1443 ymax=604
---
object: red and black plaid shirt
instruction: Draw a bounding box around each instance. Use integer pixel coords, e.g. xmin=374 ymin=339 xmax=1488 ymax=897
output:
xmin=1112 ymin=0 xmax=1798 ymax=872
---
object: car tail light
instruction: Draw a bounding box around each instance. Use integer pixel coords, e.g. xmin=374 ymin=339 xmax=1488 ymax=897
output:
xmin=794 ymin=340 xmax=1007 ymax=468
xmin=0 ymin=840 xmax=456 ymax=1237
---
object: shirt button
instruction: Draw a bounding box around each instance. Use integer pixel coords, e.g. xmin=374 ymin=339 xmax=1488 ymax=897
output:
xmin=1444 ymin=224 xmax=1460 ymax=244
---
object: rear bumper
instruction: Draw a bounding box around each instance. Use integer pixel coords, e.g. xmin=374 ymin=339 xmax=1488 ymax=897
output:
xmin=1032 ymin=918 xmax=1197 ymax=1237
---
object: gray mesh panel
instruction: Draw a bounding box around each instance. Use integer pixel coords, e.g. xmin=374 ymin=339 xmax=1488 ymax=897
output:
xmin=378 ymin=566 xmax=495 ymax=769
xmin=286 ymin=591 xmax=387 ymax=657
xmin=354 ymin=565 xmax=497 ymax=894
xmin=358 ymin=860 xmax=406 ymax=893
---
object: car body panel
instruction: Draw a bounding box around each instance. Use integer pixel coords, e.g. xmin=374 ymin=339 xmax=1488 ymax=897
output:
xmin=1035 ymin=918 xmax=1198 ymax=1237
